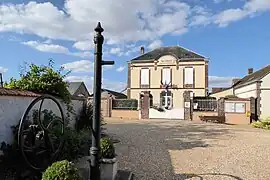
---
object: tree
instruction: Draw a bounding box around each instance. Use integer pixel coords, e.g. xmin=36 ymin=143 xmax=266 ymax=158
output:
xmin=5 ymin=59 xmax=71 ymax=103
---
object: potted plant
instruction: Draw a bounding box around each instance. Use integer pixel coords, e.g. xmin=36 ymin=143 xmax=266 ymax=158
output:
xmin=100 ymin=137 xmax=117 ymax=180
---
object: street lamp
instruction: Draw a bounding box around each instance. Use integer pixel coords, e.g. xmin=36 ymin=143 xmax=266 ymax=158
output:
xmin=90 ymin=22 xmax=114 ymax=180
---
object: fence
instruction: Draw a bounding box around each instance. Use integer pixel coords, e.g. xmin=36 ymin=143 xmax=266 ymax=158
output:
xmin=193 ymin=98 xmax=217 ymax=111
xmin=112 ymin=99 xmax=138 ymax=110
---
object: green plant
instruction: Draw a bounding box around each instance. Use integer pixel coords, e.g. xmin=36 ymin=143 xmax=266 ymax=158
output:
xmin=100 ymin=137 xmax=115 ymax=159
xmin=60 ymin=128 xmax=90 ymax=161
xmin=251 ymin=117 xmax=270 ymax=130
xmin=4 ymin=60 xmax=72 ymax=113
xmin=225 ymin=95 xmax=239 ymax=98
xmin=42 ymin=160 xmax=82 ymax=180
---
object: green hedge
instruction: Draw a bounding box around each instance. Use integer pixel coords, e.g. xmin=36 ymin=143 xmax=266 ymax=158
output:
xmin=112 ymin=99 xmax=138 ymax=110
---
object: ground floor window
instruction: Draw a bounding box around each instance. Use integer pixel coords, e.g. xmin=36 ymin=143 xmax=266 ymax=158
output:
xmin=160 ymin=90 xmax=173 ymax=109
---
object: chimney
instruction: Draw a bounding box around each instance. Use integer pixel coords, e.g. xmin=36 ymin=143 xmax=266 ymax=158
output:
xmin=140 ymin=46 xmax=145 ymax=55
xmin=0 ymin=73 xmax=3 ymax=88
xmin=248 ymin=68 xmax=253 ymax=75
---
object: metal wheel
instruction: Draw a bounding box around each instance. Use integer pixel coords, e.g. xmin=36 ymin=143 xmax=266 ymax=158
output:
xmin=18 ymin=94 xmax=65 ymax=171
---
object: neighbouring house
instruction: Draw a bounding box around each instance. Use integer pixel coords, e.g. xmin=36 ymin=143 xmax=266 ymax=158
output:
xmin=67 ymin=82 xmax=90 ymax=99
xmin=211 ymin=65 xmax=270 ymax=119
xmin=126 ymin=46 xmax=209 ymax=119
xmin=210 ymin=87 xmax=234 ymax=99
xmin=90 ymin=88 xmax=127 ymax=99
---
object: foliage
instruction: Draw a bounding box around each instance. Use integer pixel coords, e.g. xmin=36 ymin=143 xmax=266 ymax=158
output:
xmin=112 ymin=99 xmax=138 ymax=110
xmin=75 ymin=102 xmax=105 ymax=132
xmin=42 ymin=160 xmax=82 ymax=180
xmin=225 ymin=95 xmax=239 ymax=98
xmin=4 ymin=60 xmax=71 ymax=105
xmin=60 ymin=127 xmax=91 ymax=161
xmin=251 ymin=117 xmax=270 ymax=130
xmin=100 ymin=137 xmax=115 ymax=159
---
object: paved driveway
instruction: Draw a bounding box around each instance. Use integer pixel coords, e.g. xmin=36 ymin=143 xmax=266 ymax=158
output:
xmin=104 ymin=119 xmax=270 ymax=180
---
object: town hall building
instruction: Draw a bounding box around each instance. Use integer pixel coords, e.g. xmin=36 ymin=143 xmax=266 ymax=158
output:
xmin=126 ymin=46 xmax=209 ymax=119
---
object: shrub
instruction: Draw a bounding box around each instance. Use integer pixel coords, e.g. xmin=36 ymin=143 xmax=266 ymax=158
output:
xmin=251 ymin=117 xmax=270 ymax=130
xmin=42 ymin=160 xmax=82 ymax=180
xmin=225 ymin=95 xmax=239 ymax=98
xmin=100 ymin=137 xmax=115 ymax=159
xmin=75 ymin=102 xmax=106 ymax=132
xmin=60 ymin=127 xmax=90 ymax=161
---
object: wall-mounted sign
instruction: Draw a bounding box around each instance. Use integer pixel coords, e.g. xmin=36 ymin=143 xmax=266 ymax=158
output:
xmin=185 ymin=102 xmax=190 ymax=108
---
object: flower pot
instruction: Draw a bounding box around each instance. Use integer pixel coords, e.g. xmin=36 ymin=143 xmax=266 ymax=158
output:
xmin=100 ymin=157 xmax=118 ymax=180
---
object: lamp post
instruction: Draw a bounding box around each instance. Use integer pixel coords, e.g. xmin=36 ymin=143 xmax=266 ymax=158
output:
xmin=90 ymin=22 xmax=114 ymax=180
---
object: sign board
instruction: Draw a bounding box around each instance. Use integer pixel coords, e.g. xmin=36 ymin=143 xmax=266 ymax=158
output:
xmin=235 ymin=103 xmax=245 ymax=113
xmin=184 ymin=102 xmax=190 ymax=108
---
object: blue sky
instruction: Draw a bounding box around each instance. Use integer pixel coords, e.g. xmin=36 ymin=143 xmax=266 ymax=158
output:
xmin=0 ymin=0 xmax=270 ymax=92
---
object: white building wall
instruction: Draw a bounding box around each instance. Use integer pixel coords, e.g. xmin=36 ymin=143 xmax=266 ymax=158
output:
xmin=234 ymin=83 xmax=257 ymax=98
xmin=0 ymin=96 xmax=84 ymax=144
xmin=260 ymin=73 xmax=270 ymax=119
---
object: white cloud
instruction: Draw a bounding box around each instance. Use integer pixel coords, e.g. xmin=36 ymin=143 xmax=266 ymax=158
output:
xmin=0 ymin=0 xmax=269 ymax=56
xmin=0 ymin=0 xmax=193 ymax=45
xmin=62 ymin=60 xmax=114 ymax=73
xmin=62 ymin=60 xmax=94 ymax=73
xmin=148 ymin=40 xmax=163 ymax=50
xmin=116 ymin=66 xmax=125 ymax=72
xmin=209 ymin=76 xmax=236 ymax=88
xmin=215 ymin=0 xmax=270 ymax=27
xmin=22 ymin=41 xmax=69 ymax=54
xmin=64 ymin=75 xmax=126 ymax=93
xmin=73 ymin=41 xmax=93 ymax=51
xmin=0 ymin=67 xmax=8 ymax=73
xmin=110 ymin=48 xmax=122 ymax=55
xmin=21 ymin=40 xmax=91 ymax=58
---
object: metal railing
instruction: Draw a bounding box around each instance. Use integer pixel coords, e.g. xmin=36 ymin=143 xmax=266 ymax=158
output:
xmin=193 ymin=99 xmax=217 ymax=111
xmin=112 ymin=99 xmax=138 ymax=110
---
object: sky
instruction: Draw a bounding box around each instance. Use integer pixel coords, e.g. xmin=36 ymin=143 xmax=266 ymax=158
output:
xmin=0 ymin=0 xmax=270 ymax=93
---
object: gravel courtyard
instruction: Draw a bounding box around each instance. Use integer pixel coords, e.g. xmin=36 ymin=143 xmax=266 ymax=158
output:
xmin=104 ymin=119 xmax=270 ymax=180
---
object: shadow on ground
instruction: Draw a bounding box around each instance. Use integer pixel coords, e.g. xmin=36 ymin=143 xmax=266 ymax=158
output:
xmin=105 ymin=120 xmax=243 ymax=180
xmin=176 ymin=173 xmax=244 ymax=180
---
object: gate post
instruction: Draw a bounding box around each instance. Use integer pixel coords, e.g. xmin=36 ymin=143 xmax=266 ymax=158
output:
xmin=140 ymin=91 xmax=150 ymax=119
xmin=183 ymin=91 xmax=191 ymax=120
xmin=217 ymin=98 xmax=225 ymax=123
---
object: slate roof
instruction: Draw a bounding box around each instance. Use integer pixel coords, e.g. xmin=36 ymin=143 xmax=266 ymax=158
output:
xmin=0 ymin=88 xmax=40 ymax=97
xmin=90 ymin=89 xmax=127 ymax=99
xmin=67 ymin=82 xmax=83 ymax=96
xmin=131 ymin=46 xmax=206 ymax=62
xmin=233 ymin=65 xmax=270 ymax=88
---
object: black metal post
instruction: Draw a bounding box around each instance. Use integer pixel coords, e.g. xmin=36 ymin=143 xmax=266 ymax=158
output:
xmin=90 ymin=22 xmax=114 ymax=180
xmin=0 ymin=73 xmax=3 ymax=88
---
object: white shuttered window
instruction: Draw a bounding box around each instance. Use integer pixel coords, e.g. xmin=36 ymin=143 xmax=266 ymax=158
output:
xmin=162 ymin=68 xmax=171 ymax=84
xmin=141 ymin=68 xmax=149 ymax=85
xmin=184 ymin=67 xmax=193 ymax=85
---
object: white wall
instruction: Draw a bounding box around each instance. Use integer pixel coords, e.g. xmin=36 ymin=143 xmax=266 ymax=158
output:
xmin=0 ymin=96 xmax=84 ymax=144
xmin=260 ymin=73 xmax=270 ymax=119
xmin=234 ymin=83 xmax=257 ymax=98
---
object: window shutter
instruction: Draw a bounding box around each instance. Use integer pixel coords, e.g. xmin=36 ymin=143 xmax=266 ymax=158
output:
xmin=141 ymin=69 xmax=149 ymax=85
xmin=162 ymin=68 xmax=171 ymax=84
xmin=184 ymin=67 xmax=193 ymax=85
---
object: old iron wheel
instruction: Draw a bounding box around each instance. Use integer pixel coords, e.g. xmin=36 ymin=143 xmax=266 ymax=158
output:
xmin=18 ymin=94 xmax=65 ymax=171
